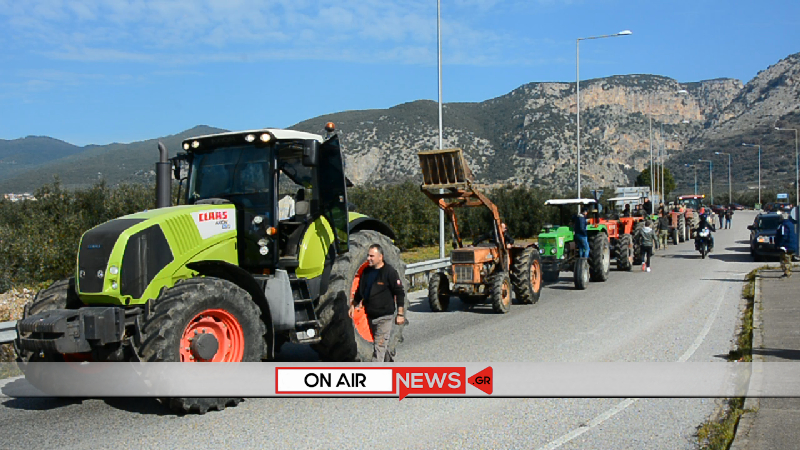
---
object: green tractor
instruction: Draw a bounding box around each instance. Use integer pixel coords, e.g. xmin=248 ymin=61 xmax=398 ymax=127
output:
xmin=537 ymin=199 xmax=611 ymax=290
xmin=14 ymin=124 xmax=407 ymax=413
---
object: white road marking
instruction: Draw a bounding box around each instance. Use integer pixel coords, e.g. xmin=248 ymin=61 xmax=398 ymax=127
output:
xmin=535 ymin=287 xmax=728 ymax=450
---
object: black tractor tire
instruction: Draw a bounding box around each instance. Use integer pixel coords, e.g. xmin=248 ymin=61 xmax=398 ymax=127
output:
xmin=489 ymin=271 xmax=512 ymax=314
xmin=542 ymin=267 xmax=560 ymax=283
xmin=312 ymin=230 xmax=408 ymax=362
xmin=678 ymin=216 xmax=687 ymax=242
xmin=589 ymin=233 xmax=610 ymax=282
xmin=138 ymin=277 xmax=267 ymax=414
xmin=616 ymin=234 xmax=633 ymax=271
xmin=632 ymin=222 xmax=644 ymax=264
xmin=671 ymin=228 xmax=679 ymax=246
xmin=574 ymin=257 xmax=590 ymax=290
xmin=428 ymin=272 xmax=451 ymax=312
xmin=511 ymin=248 xmax=542 ymax=305
xmin=15 ymin=278 xmax=83 ymax=363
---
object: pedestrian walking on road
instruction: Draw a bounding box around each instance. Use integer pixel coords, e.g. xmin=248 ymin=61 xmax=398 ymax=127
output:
xmin=349 ymin=244 xmax=406 ymax=361
xmin=725 ymin=208 xmax=733 ymax=229
xmin=774 ymin=213 xmax=798 ymax=278
xmin=573 ymin=208 xmax=590 ymax=258
xmin=657 ymin=211 xmax=670 ymax=249
xmin=640 ymin=219 xmax=656 ymax=272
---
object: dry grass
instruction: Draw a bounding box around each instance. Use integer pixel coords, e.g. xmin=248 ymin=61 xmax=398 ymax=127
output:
xmin=0 ymin=288 xmax=34 ymax=363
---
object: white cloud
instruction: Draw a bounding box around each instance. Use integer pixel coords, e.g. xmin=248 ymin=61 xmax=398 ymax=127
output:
xmin=0 ymin=0 xmax=560 ymax=67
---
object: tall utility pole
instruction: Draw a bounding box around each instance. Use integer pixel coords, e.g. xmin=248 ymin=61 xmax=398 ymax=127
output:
xmin=699 ymin=159 xmax=713 ymax=205
xmin=437 ymin=0 xmax=445 ymax=259
xmin=715 ymin=152 xmax=732 ymax=204
xmin=575 ymin=30 xmax=632 ymax=201
xmin=742 ymin=143 xmax=762 ymax=208
xmin=775 ymin=127 xmax=799 ymax=207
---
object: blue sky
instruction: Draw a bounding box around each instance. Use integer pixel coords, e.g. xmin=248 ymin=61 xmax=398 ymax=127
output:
xmin=1 ymin=0 xmax=799 ymax=146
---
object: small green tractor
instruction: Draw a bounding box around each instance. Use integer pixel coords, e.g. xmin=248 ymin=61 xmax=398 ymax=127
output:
xmin=15 ymin=124 xmax=406 ymax=413
xmin=537 ymin=199 xmax=611 ymax=289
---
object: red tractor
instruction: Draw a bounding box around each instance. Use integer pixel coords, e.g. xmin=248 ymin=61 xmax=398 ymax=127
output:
xmin=675 ymin=194 xmax=706 ymax=240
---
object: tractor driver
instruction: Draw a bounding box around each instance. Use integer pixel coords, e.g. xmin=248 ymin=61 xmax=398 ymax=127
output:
xmin=473 ymin=222 xmax=514 ymax=249
xmin=573 ymin=207 xmax=589 ymax=258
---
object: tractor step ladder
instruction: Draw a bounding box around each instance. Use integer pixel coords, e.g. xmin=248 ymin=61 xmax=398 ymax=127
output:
xmin=288 ymin=274 xmax=321 ymax=344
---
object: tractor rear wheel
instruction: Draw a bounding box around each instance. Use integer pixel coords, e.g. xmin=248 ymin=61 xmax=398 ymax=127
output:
xmin=632 ymin=222 xmax=644 ymax=264
xmin=489 ymin=271 xmax=512 ymax=314
xmin=589 ymin=233 xmax=610 ymax=282
xmin=138 ymin=277 xmax=267 ymax=414
xmin=671 ymin=228 xmax=679 ymax=246
xmin=15 ymin=278 xmax=84 ymax=364
xmin=616 ymin=234 xmax=633 ymax=271
xmin=511 ymin=248 xmax=542 ymax=304
xmin=574 ymin=258 xmax=589 ymax=290
xmin=678 ymin=216 xmax=687 ymax=242
xmin=428 ymin=272 xmax=451 ymax=312
xmin=312 ymin=230 xmax=408 ymax=362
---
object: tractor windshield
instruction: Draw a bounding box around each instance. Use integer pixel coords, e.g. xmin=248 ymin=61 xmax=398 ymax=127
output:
xmin=187 ymin=145 xmax=273 ymax=202
xmin=678 ymin=198 xmax=702 ymax=210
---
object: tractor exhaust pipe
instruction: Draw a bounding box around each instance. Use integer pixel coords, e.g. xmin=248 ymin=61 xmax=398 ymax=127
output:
xmin=156 ymin=141 xmax=171 ymax=208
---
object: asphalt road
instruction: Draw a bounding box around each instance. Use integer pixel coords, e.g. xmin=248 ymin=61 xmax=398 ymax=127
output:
xmin=0 ymin=211 xmax=762 ymax=449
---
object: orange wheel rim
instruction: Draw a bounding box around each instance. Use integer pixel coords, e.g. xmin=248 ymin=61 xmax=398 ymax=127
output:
xmin=350 ymin=262 xmax=374 ymax=342
xmin=531 ymin=260 xmax=541 ymax=292
xmin=179 ymin=309 xmax=244 ymax=362
xmin=502 ymin=279 xmax=511 ymax=306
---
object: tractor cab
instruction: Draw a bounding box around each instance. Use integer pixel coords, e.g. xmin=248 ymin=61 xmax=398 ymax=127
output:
xmin=178 ymin=126 xmax=349 ymax=276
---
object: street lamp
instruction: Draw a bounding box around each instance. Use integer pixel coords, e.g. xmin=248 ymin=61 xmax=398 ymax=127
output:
xmin=714 ymin=151 xmax=732 ymax=205
xmin=576 ymin=29 xmax=632 ymax=200
xmin=775 ymin=127 xmax=799 ymax=206
xmin=742 ymin=143 xmax=762 ymax=208
xmin=650 ymin=89 xmax=689 ymax=205
xmin=685 ymin=163 xmax=698 ymax=195
xmin=698 ymin=159 xmax=713 ymax=205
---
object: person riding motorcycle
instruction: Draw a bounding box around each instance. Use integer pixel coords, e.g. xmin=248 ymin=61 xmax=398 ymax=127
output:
xmin=695 ymin=213 xmax=716 ymax=252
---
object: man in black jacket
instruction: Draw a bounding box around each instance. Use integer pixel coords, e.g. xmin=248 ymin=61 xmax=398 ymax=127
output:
xmin=349 ymin=244 xmax=406 ymax=362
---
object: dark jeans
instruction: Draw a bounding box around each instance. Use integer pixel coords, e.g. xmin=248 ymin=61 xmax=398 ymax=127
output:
xmin=642 ymin=245 xmax=653 ymax=268
xmin=576 ymin=234 xmax=589 ymax=258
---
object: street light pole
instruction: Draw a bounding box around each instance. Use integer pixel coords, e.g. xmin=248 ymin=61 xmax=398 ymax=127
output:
xmin=699 ymin=159 xmax=713 ymax=205
xmin=775 ymin=127 xmax=799 ymax=207
xmin=715 ymin=152 xmax=732 ymax=204
xmin=742 ymin=143 xmax=762 ymax=208
xmin=686 ymin=164 xmax=698 ymax=194
xmin=437 ymin=0 xmax=445 ymax=259
xmin=576 ymin=30 xmax=631 ymax=201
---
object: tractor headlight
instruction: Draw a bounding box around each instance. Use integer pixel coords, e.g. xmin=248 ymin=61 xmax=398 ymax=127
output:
xmin=259 ymin=246 xmax=269 ymax=255
xmin=109 ymin=266 xmax=119 ymax=275
xmin=538 ymin=248 xmax=544 ymax=254
xmin=550 ymin=248 xmax=556 ymax=255
xmin=111 ymin=281 xmax=118 ymax=290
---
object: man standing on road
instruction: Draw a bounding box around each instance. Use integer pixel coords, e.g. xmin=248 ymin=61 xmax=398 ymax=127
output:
xmin=657 ymin=210 xmax=670 ymax=250
xmin=573 ymin=207 xmax=590 ymax=258
xmin=725 ymin=208 xmax=733 ymax=229
xmin=640 ymin=219 xmax=656 ymax=272
xmin=774 ymin=213 xmax=798 ymax=278
xmin=349 ymin=244 xmax=406 ymax=361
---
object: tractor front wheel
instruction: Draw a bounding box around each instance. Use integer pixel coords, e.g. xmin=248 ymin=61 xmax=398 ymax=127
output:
xmin=138 ymin=277 xmax=267 ymax=414
xmin=589 ymin=233 xmax=610 ymax=282
xmin=489 ymin=271 xmax=512 ymax=314
xmin=574 ymin=258 xmax=589 ymax=290
xmin=428 ymin=272 xmax=451 ymax=312
xmin=616 ymin=234 xmax=633 ymax=271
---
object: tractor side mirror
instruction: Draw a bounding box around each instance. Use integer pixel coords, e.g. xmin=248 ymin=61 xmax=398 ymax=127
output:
xmin=747 ymin=225 xmax=754 ymax=231
xmin=171 ymin=154 xmax=188 ymax=180
xmin=303 ymin=139 xmax=319 ymax=167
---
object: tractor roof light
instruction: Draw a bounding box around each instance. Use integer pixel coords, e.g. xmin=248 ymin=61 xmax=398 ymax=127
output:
xmin=259 ymin=133 xmax=271 ymax=143
xmin=325 ymin=122 xmax=336 ymax=133
xmin=183 ymin=143 xmax=190 ymax=150
xmin=191 ymin=141 xmax=200 ymax=149
xmin=245 ymin=134 xmax=256 ymax=143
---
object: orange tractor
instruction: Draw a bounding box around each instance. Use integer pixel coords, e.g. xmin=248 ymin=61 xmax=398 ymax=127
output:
xmin=418 ymin=148 xmax=543 ymax=313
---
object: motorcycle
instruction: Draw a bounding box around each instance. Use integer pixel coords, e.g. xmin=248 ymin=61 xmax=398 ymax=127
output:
xmin=695 ymin=228 xmax=712 ymax=258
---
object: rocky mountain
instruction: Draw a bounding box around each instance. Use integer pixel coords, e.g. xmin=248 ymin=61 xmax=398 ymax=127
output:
xmin=5 ymin=51 xmax=800 ymax=200
xmin=292 ymin=75 xmax=741 ymax=192
xmin=672 ymin=52 xmax=800 ymax=199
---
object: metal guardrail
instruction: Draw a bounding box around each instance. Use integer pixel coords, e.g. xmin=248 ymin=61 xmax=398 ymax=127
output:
xmin=405 ymin=258 xmax=450 ymax=275
xmin=0 ymin=320 xmax=16 ymax=345
xmin=0 ymin=258 xmax=452 ymax=344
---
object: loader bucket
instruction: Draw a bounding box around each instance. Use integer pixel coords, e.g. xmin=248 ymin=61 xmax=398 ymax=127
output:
xmin=418 ymin=148 xmax=474 ymax=190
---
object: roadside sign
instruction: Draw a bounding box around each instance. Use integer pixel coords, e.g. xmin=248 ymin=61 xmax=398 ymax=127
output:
xmin=777 ymin=193 xmax=788 ymax=200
